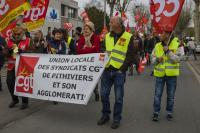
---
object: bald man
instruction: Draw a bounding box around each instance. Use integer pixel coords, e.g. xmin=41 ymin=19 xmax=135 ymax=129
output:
xmin=6 ymin=25 xmax=33 ymax=110
xmin=98 ymin=16 xmax=138 ymax=129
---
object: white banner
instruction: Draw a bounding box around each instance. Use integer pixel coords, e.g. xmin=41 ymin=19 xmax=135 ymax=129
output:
xmin=14 ymin=53 xmax=109 ymax=105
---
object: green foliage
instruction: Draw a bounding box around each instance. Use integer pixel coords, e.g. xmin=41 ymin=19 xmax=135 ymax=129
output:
xmin=175 ymin=9 xmax=192 ymax=35
xmin=85 ymin=6 xmax=110 ymax=34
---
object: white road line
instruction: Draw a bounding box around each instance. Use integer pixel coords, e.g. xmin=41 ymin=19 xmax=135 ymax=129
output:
xmin=187 ymin=62 xmax=200 ymax=84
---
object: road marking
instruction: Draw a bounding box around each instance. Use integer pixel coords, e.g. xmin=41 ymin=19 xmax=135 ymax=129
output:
xmin=187 ymin=62 xmax=200 ymax=84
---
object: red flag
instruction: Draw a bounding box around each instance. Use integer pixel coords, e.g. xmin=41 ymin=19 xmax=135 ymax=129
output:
xmin=115 ymin=12 xmax=119 ymax=16
xmin=64 ymin=23 xmax=73 ymax=31
xmin=0 ymin=21 xmax=17 ymax=39
xmin=80 ymin=10 xmax=90 ymax=23
xmin=23 ymin=0 xmax=50 ymax=31
xmin=126 ymin=22 xmax=131 ymax=33
xmin=150 ymin=0 xmax=185 ymax=33
xmin=121 ymin=11 xmax=128 ymax=22
xmin=100 ymin=26 xmax=108 ymax=42
xmin=0 ymin=0 xmax=30 ymax=31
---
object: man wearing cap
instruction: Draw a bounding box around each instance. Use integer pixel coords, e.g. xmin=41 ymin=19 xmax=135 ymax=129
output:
xmin=151 ymin=31 xmax=184 ymax=121
xmin=6 ymin=24 xmax=33 ymax=110
xmin=97 ymin=16 xmax=138 ymax=129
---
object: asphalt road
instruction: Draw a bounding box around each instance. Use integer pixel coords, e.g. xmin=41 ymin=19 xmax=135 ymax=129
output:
xmin=0 ymin=62 xmax=200 ymax=133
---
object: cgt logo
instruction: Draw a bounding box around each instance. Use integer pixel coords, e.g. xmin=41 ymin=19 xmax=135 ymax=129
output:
xmin=16 ymin=56 xmax=39 ymax=94
xmin=99 ymin=54 xmax=105 ymax=61
xmin=16 ymin=68 xmax=34 ymax=93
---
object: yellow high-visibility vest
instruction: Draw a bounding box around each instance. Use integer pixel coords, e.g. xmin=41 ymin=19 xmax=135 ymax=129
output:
xmin=105 ymin=31 xmax=132 ymax=69
xmin=66 ymin=36 xmax=72 ymax=48
xmin=154 ymin=37 xmax=180 ymax=77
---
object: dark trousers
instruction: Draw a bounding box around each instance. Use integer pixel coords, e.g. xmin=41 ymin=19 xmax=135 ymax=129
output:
xmin=6 ymin=70 xmax=28 ymax=104
xmin=100 ymin=69 xmax=126 ymax=122
xmin=153 ymin=76 xmax=177 ymax=114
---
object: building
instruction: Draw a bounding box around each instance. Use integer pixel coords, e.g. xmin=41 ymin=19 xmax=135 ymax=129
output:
xmin=43 ymin=0 xmax=83 ymax=36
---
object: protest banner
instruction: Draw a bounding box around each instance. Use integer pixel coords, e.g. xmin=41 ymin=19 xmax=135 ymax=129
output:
xmin=14 ymin=53 xmax=109 ymax=105
xmin=23 ymin=0 xmax=49 ymax=31
xmin=0 ymin=0 xmax=30 ymax=31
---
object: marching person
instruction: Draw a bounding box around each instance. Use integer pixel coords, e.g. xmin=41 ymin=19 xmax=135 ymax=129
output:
xmin=152 ymin=31 xmax=184 ymax=121
xmin=97 ymin=16 xmax=138 ymax=129
xmin=30 ymin=30 xmax=48 ymax=53
xmin=62 ymin=29 xmax=76 ymax=55
xmin=6 ymin=24 xmax=33 ymax=109
xmin=187 ymin=38 xmax=197 ymax=61
xmin=76 ymin=21 xmax=100 ymax=102
xmin=48 ymin=28 xmax=66 ymax=105
xmin=48 ymin=28 xmax=66 ymax=55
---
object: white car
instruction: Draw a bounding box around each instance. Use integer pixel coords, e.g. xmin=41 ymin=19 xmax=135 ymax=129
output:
xmin=196 ymin=45 xmax=200 ymax=53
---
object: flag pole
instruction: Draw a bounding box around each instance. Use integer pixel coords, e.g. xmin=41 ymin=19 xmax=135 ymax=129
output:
xmin=104 ymin=0 xmax=106 ymax=27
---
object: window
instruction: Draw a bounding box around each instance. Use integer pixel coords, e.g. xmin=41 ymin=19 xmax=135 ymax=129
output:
xmin=68 ymin=7 xmax=76 ymax=18
xmin=61 ymin=4 xmax=65 ymax=16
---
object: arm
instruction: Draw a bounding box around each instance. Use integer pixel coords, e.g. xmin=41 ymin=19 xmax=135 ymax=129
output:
xmin=80 ymin=35 xmax=100 ymax=54
xmin=76 ymin=36 xmax=85 ymax=54
xmin=167 ymin=47 xmax=185 ymax=63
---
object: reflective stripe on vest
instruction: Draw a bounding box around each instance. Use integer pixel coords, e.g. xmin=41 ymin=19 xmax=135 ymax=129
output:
xmin=105 ymin=32 xmax=132 ymax=69
xmin=154 ymin=37 xmax=180 ymax=77
xmin=67 ymin=36 xmax=72 ymax=47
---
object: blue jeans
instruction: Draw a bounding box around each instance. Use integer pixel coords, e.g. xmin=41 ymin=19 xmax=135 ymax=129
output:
xmin=100 ymin=69 xmax=126 ymax=122
xmin=153 ymin=76 xmax=177 ymax=114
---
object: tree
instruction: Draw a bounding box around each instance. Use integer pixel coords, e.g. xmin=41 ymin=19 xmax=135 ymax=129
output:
xmin=115 ymin=0 xmax=132 ymax=13
xmin=85 ymin=6 xmax=110 ymax=34
xmin=175 ymin=8 xmax=191 ymax=36
xmin=193 ymin=0 xmax=200 ymax=43
xmin=107 ymin=0 xmax=116 ymax=18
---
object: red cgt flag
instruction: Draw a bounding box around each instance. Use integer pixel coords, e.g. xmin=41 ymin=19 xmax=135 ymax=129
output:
xmin=150 ymin=0 xmax=185 ymax=33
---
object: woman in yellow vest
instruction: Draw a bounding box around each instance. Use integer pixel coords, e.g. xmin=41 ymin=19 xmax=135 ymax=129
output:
xmin=152 ymin=31 xmax=184 ymax=121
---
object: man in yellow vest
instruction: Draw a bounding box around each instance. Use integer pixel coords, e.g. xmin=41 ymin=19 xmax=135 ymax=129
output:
xmin=61 ymin=29 xmax=76 ymax=55
xmin=152 ymin=31 xmax=184 ymax=121
xmin=97 ymin=16 xmax=138 ymax=129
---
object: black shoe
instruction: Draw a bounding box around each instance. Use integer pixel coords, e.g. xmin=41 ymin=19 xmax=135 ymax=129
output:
xmin=111 ymin=121 xmax=120 ymax=129
xmin=53 ymin=101 xmax=58 ymax=105
xmin=20 ymin=104 xmax=28 ymax=110
xmin=166 ymin=114 xmax=173 ymax=121
xmin=95 ymin=93 xmax=99 ymax=102
xmin=9 ymin=100 xmax=19 ymax=108
xmin=97 ymin=116 xmax=110 ymax=125
xmin=152 ymin=113 xmax=160 ymax=121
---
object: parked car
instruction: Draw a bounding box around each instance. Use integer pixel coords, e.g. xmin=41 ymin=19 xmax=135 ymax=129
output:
xmin=196 ymin=45 xmax=200 ymax=53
